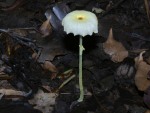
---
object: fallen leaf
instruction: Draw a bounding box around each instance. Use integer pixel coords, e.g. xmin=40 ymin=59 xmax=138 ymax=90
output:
xmin=42 ymin=61 xmax=58 ymax=79
xmin=145 ymin=110 xmax=150 ymax=113
xmin=32 ymin=52 xmax=38 ymax=60
xmin=134 ymin=51 xmax=150 ymax=91
xmin=39 ymin=18 xmax=52 ymax=37
xmin=111 ymin=51 xmax=128 ymax=62
xmin=0 ymin=89 xmax=28 ymax=96
xmin=103 ymin=28 xmax=128 ymax=62
xmin=29 ymin=90 xmax=57 ymax=113
xmin=42 ymin=61 xmax=57 ymax=72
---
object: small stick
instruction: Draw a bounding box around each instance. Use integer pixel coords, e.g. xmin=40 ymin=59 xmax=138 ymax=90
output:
xmin=60 ymin=92 xmax=91 ymax=96
xmin=129 ymin=49 xmax=148 ymax=53
xmin=57 ymin=74 xmax=76 ymax=92
xmin=144 ymin=0 xmax=150 ymax=23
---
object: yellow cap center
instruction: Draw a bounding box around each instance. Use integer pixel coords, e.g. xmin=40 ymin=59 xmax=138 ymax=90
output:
xmin=77 ymin=16 xmax=84 ymax=20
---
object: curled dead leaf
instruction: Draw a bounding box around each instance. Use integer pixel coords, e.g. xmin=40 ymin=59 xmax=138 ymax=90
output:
xmin=134 ymin=51 xmax=150 ymax=91
xmin=103 ymin=28 xmax=128 ymax=62
xmin=40 ymin=18 xmax=52 ymax=37
xmin=111 ymin=51 xmax=128 ymax=63
xmin=134 ymin=51 xmax=145 ymax=67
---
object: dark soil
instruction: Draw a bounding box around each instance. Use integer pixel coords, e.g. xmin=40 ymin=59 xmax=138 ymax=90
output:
xmin=0 ymin=0 xmax=150 ymax=113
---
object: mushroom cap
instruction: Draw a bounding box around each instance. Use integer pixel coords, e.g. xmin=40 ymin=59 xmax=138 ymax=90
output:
xmin=62 ymin=10 xmax=98 ymax=37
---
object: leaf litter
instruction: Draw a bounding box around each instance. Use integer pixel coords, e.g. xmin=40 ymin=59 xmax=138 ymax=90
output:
xmin=0 ymin=0 xmax=150 ymax=113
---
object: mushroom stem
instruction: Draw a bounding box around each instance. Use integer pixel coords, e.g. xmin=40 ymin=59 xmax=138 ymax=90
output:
xmin=78 ymin=36 xmax=85 ymax=102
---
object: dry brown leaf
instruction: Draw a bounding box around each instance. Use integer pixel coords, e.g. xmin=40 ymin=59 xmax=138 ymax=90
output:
xmin=40 ymin=18 xmax=52 ymax=37
xmin=0 ymin=89 xmax=27 ymax=96
xmin=103 ymin=28 xmax=128 ymax=62
xmin=32 ymin=52 xmax=38 ymax=60
xmin=42 ymin=61 xmax=57 ymax=72
xmin=111 ymin=51 xmax=128 ymax=62
xmin=42 ymin=61 xmax=58 ymax=79
xmin=145 ymin=110 xmax=150 ymax=113
xmin=134 ymin=51 xmax=150 ymax=91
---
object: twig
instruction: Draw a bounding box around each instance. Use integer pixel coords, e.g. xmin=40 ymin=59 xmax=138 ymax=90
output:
xmin=60 ymin=92 xmax=91 ymax=96
xmin=56 ymin=74 xmax=76 ymax=92
xmin=0 ymin=75 xmax=12 ymax=80
xmin=144 ymin=0 xmax=150 ymax=23
xmin=0 ymin=0 xmax=25 ymax=11
xmin=0 ymin=27 xmax=38 ymax=37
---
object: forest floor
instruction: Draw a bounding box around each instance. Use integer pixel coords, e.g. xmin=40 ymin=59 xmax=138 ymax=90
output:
xmin=0 ymin=0 xmax=150 ymax=113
